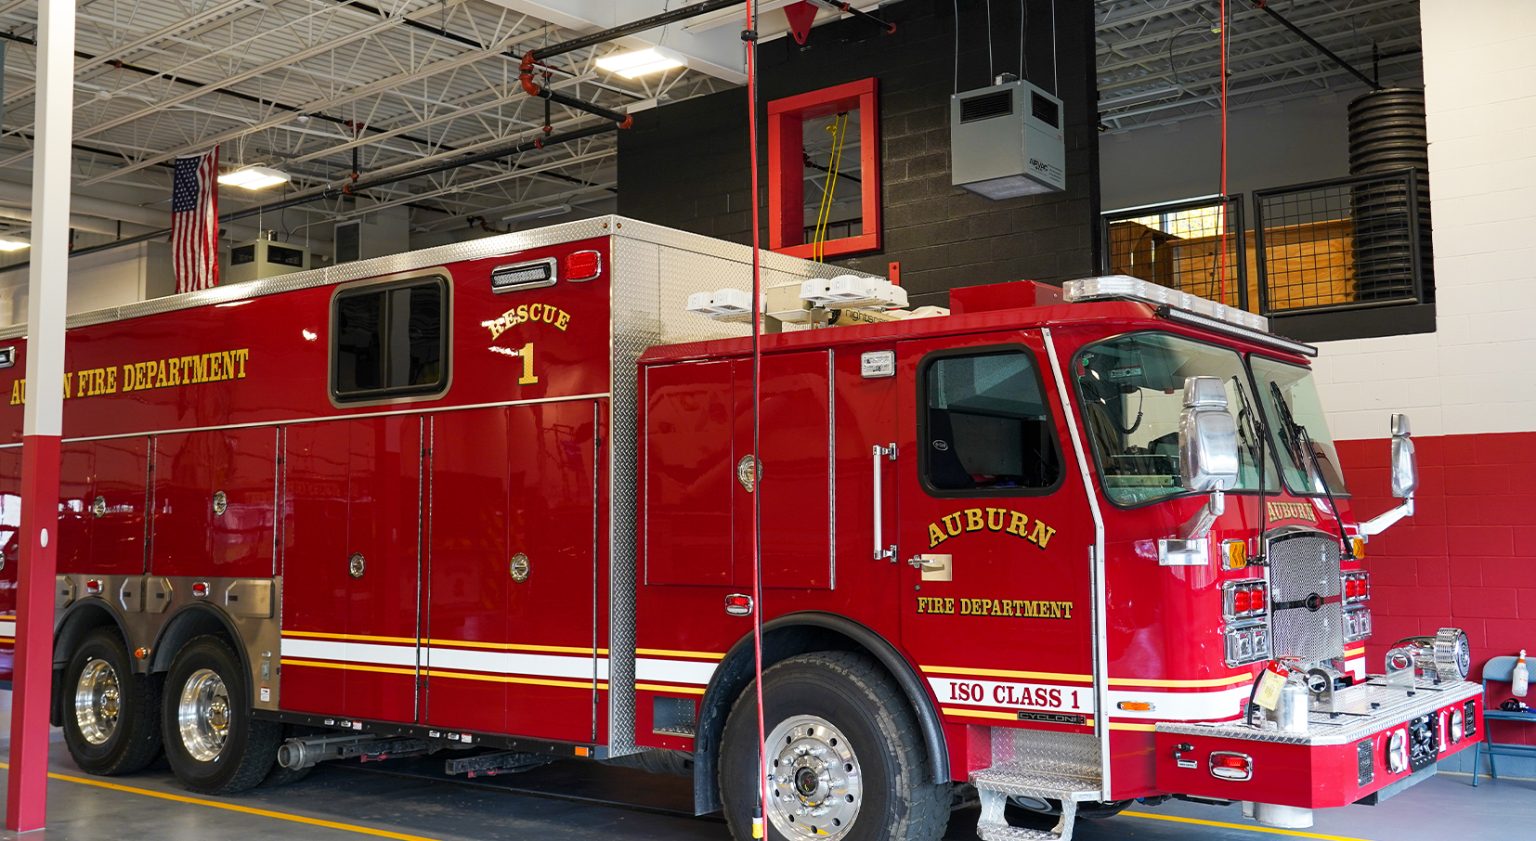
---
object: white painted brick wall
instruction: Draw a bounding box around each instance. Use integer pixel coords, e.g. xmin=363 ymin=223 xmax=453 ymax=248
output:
xmin=1315 ymin=0 xmax=1536 ymax=441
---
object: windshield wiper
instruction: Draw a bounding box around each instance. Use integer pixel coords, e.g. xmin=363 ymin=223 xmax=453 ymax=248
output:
xmin=1232 ymin=375 xmax=1270 ymax=555
xmin=1269 ymin=381 xmax=1353 ymax=560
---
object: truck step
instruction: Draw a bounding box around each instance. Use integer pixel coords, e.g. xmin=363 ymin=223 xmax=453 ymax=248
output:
xmin=972 ymin=766 xmax=1101 ymax=841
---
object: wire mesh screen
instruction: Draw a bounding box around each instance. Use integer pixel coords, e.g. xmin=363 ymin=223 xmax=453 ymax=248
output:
xmin=1254 ymin=169 xmax=1430 ymax=314
xmin=1101 ymin=196 xmax=1248 ymax=310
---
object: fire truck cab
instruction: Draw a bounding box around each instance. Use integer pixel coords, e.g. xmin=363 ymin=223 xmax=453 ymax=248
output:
xmin=0 ymin=218 xmax=1482 ymax=841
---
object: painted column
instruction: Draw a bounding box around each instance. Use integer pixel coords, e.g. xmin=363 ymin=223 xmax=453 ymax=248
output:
xmin=1314 ymin=1 xmax=1536 ymax=771
xmin=6 ymin=0 xmax=75 ymax=831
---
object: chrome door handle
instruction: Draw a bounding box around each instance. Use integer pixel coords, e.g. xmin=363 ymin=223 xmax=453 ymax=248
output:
xmin=872 ymin=443 xmax=896 ymax=561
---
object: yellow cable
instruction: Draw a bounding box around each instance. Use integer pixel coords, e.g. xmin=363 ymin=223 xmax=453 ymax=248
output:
xmin=811 ymin=113 xmax=848 ymax=261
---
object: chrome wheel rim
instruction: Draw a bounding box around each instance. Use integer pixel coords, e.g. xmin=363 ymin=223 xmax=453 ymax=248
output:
xmin=177 ymin=668 xmax=231 ymax=762
xmin=764 ymin=714 xmax=864 ymax=841
xmin=74 ymin=658 xmax=122 ymax=746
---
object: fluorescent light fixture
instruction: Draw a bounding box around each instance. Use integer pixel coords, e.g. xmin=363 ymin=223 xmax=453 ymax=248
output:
xmin=0 ymin=238 xmax=29 ymax=252
xmin=217 ymin=165 xmax=290 ymax=190
xmin=595 ymin=47 xmax=684 ymax=79
xmin=501 ymin=204 xmax=572 ymax=224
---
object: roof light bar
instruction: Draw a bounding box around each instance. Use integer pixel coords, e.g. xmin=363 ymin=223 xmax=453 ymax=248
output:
xmin=1064 ymin=275 xmax=1268 ymax=332
xmin=1063 ymin=275 xmax=1318 ymax=357
xmin=1164 ymin=307 xmax=1318 ymax=357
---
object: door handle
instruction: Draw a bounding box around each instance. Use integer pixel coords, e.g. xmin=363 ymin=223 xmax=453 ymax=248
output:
xmin=872 ymin=443 xmax=896 ymax=561
xmin=908 ymin=553 xmax=953 ymax=581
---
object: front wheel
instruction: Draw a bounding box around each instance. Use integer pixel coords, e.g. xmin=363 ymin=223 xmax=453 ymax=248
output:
xmin=719 ymin=652 xmax=949 ymax=841
xmin=162 ymin=635 xmax=280 ymax=794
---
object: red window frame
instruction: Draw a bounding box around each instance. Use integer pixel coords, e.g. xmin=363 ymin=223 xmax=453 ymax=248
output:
xmin=767 ymin=78 xmax=881 ymax=259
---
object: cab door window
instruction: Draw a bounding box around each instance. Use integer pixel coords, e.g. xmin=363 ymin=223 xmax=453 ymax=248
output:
xmin=921 ymin=350 xmax=1062 ymax=494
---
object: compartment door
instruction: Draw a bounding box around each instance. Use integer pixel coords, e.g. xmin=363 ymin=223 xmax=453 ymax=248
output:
xmin=151 ymin=428 xmax=279 ymax=579
xmin=424 ymin=399 xmax=598 ymax=742
xmin=58 ymin=438 xmax=148 ymax=576
xmin=734 ymin=350 xmax=835 ymax=590
xmin=281 ymin=417 xmax=422 ymax=724
xmin=0 ymin=446 xmax=18 ymax=680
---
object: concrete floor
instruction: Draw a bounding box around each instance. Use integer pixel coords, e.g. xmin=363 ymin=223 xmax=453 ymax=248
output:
xmin=0 ymin=733 xmax=1525 ymax=841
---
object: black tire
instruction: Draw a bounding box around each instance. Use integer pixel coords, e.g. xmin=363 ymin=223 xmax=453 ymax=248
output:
xmin=161 ymin=635 xmax=280 ymax=794
xmin=60 ymin=628 xmax=163 ymax=776
xmin=719 ymin=652 xmax=949 ymax=841
xmin=260 ymin=761 xmax=314 ymax=788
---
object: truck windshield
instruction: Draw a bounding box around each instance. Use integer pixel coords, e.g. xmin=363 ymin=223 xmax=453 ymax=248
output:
xmin=1075 ymin=333 xmax=1275 ymax=505
xmin=1250 ymin=356 xmax=1348 ymax=496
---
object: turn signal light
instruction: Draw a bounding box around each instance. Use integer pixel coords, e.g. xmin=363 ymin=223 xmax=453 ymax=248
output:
xmin=1224 ymin=580 xmax=1268 ymax=619
xmin=1344 ymin=572 xmax=1370 ymax=604
xmin=724 ymin=593 xmax=754 ymax=617
xmin=565 ymin=249 xmax=602 ymax=282
xmin=1222 ymin=540 xmax=1248 ymax=570
xmin=1209 ymin=751 xmax=1253 ymax=781
xmin=1350 ymin=536 xmax=1367 ymax=559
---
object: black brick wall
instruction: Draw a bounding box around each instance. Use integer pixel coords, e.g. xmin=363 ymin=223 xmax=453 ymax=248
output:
xmin=617 ymin=0 xmax=1099 ymax=307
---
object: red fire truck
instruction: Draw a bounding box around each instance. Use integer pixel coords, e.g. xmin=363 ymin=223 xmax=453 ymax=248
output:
xmin=0 ymin=218 xmax=1482 ymax=841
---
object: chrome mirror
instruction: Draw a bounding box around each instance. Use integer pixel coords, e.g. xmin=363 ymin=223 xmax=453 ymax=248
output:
xmin=1361 ymin=413 xmax=1418 ymax=537
xmin=1390 ymin=413 xmax=1417 ymax=499
xmin=1179 ymin=376 xmax=1240 ymax=493
xmin=1169 ymin=376 xmax=1239 ymax=546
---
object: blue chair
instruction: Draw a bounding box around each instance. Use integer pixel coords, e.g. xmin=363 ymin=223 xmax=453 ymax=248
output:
xmin=1472 ymin=655 xmax=1536 ymax=786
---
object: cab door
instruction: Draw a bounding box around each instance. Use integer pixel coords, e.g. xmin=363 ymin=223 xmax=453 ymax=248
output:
xmin=896 ymin=333 xmax=1098 ymax=727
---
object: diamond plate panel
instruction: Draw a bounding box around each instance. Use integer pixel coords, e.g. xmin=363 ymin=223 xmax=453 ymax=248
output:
xmin=1267 ymin=529 xmax=1344 ymax=665
xmin=989 ymin=727 xmax=1102 ymax=784
xmin=1156 ymin=678 xmax=1481 ymax=746
xmin=602 ymin=221 xmax=875 ymax=756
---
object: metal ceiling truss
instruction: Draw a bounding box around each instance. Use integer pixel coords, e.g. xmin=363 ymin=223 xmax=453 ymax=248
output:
xmin=0 ymin=0 xmax=726 ymax=235
xmin=1095 ymin=0 xmax=1424 ymax=131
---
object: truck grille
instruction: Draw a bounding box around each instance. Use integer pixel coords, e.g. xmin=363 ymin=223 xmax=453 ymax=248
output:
xmin=1266 ymin=530 xmax=1344 ymax=665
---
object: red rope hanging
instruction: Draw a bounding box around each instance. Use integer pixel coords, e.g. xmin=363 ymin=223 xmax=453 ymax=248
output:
xmin=1218 ymin=0 xmax=1231 ymax=306
xmin=743 ymin=1 xmax=770 ymax=836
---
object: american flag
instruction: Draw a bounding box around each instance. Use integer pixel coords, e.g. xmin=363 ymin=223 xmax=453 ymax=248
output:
xmin=172 ymin=149 xmax=220 ymax=293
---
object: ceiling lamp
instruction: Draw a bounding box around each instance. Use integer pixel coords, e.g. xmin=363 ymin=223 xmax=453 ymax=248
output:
xmin=595 ymin=47 xmax=684 ymax=79
xmin=502 ymin=204 xmax=573 ymax=223
xmin=0 ymin=238 xmax=29 ymax=252
xmin=217 ymin=165 xmax=291 ymax=191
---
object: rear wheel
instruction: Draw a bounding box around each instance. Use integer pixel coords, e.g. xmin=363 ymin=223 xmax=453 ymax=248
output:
xmin=162 ymin=635 xmax=279 ymax=793
xmin=719 ymin=652 xmax=949 ymax=841
xmin=61 ymin=628 xmax=162 ymax=775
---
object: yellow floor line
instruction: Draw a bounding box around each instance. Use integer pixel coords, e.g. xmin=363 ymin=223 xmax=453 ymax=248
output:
xmin=0 ymin=762 xmax=442 ymax=841
xmin=1122 ymin=809 xmax=1373 ymax=841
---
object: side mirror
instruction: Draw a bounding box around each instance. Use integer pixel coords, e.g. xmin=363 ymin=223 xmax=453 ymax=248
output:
xmin=1179 ymin=376 xmax=1240 ymax=493
xmin=1361 ymin=413 xmax=1419 ymax=537
xmin=1167 ymin=376 xmax=1239 ymax=550
xmin=1390 ymin=413 xmax=1417 ymax=499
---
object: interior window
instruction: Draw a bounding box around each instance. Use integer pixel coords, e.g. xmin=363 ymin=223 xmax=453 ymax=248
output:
xmin=923 ymin=351 xmax=1061 ymax=492
xmin=333 ymin=278 xmax=446 ymax=400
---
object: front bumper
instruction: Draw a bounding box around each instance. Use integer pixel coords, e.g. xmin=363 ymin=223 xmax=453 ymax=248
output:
xmin=1154 ymin=677 xmax=1483 ymax=808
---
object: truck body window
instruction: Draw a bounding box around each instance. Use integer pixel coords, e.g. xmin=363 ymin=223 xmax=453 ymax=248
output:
xmin=923 ymin=351 xmax=1061 ymax=492
xmin=333 ymin=278 xmax=446 ymax=400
